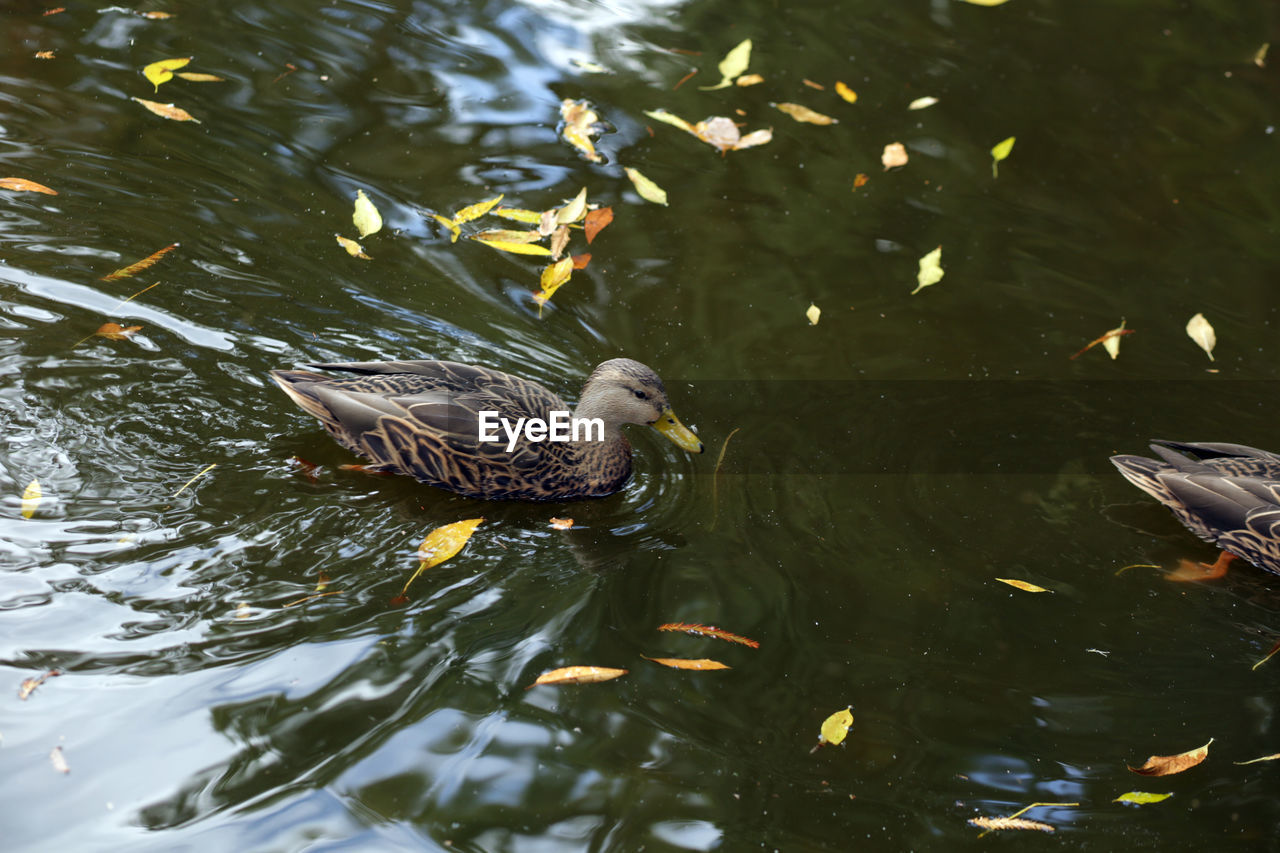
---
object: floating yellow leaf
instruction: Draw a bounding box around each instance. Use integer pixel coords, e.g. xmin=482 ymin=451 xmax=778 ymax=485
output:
xmin=776 ymin=102 xmax=837 ymax=125
xmin=624 ymin=167 xmax=668 ymax=205
xmin=968 ymin=817 xmax=1053 ymax=833
xmin=644 ymin=108 xmax=698 ymax=134
xmin=534 ymin=257 xmax=574 ymax=314
xmin=908 ymin=96 xmax=939 ymax=110
xmin=335 ymin=234 xmax=370 ymax=259
xmin=1128 ymin=738 xmax=1213 ymax=776
xmin=530 ymin=666 xmax=627 ymax=687
xmin=958 ymin=0 xmax=1013 ymax=5
xmin=175 ymin=71 xmax=224 ymax=82
xmin=131 ymin=97 xmax=200 ymax=123
xmin=991 ymin=135 xmax=1016 ymax=177
xmin=352 ymin=189 xmax=382 ymax=238
xmin=493 ymin=207 xmax=544 ymax=224
xmin=912 ymin=245 xmax=943 ymax=295
xmin=400 ymin=518 xmax=483 ymax=596
xmin=143 ymin=56 xmax=190 ymax=92
xmin=471 ymin=228 xmax=542 ymax=244
xmin=1186 ymin=313 xmax=1216 ymax=361
xmin=453 ymin=194 xmax=505 ymax=224
xmin=1255 ymin=43 xmax=1270 ymax=68
xmin=471 ymin=235 xmax=553 ymax=255
xmin=1113 ymin=791 xmax=1174 ymax=805
xmin=812 ymin=706 xmax=853 ymax=751
xmin=642 ymin=656 xmax=731 ymax=671
xmin=430 ymin=213 xmax=461 ymax=243
xmin=0 ymin=177 xmax=57 ymax=195
xmin=834 ymin=81 xmax=858 ymax=103
xmin=700 ymin=38 xmax=752 ymax=90
xmin=995 ymin=578 xmax=1049 ymax=593
xmin=736 ymin=73 xmax=764 ymax=87
xmin=555 ymin=187 xmax=588 ymax=225
xmin=95 ymin=322 xmax=143 ymax=340
xmin=882 ymin=141 xmax=908 ymax=170
xmin=21 ymin=479 xmax=41 ymax=519
xmin=100 ymin=243 xmax=179 ymax=281
xmin=560 ymin=99 xmax=603 ymax=162
xmin=1234 ymin=752 xmax=1280 ymax=765
xmin=806 ymin=303 xmax=820 ymax=325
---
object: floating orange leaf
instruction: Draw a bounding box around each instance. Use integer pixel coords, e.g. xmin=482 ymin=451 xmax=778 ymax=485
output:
xmin=18 ymin=669 xmax=60 ymax=700
xmin=1128 ymin=738 xmax=1213 ymax=776
xmin=584 ymin=207 xmax=613 ymax=243
xmin=776 ymin=102 xmax=837 ymax=125
xmin=560 ymin=99 xmax=603 ymax=162
xmin=995 ymin=578 xmax=1050 ymax=593
xmin=131 ymin=96 xmax=200 ymax=123
xmin=642 ymin=656 xmax=730 ymax=670
xmin=852 ymin=173 xmax=869 ymax=191
xmin=570 ymin=252 xmax=592 ymax=270
xmin=401 ymin=518 xmax=484 ymax=596
xmin=968 ymin=817 xmax=1053 ymax=833
xmin=882 ymin=142 xmax=908 ymax=169
xmin=549 ymin=517 xmax=574 ymax=530
xmin=530 ymin=666 xmax=627 ymax=687
xmin=334 ymin=234 xmax=370 ymax=259
xmin=44 ymin=6 xmax=66 ymax=14
xmin=101 ymin=242 xmax=178 ymax=281
xmin=0 ymin=177 xmax=57 ymax=195
xmin=657 ymin=622 xmax=759 ymax=648
xmin=94 ymin=322 xmax=143 ymax=340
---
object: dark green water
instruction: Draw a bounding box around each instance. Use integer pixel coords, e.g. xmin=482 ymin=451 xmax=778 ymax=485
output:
xmin=2 ymin=0 xmax=1279 ymax=850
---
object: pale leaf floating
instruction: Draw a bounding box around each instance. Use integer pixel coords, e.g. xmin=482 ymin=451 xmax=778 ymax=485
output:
xmin=175 ymin=72 xmax=225 ymax=83
xmin=1234 ymin=752 xmax=1280 ymax=765
xmin=775 ymin=102 xmax=837 ymax=125
xmin=0 ymin=177 xmax=57 ymax=195
xmin=560 ymin=99 xmax=604 ymax=162
xmin=352 ymin=189 xmax=382 ymax=238
xmin=50 ymin=746 xmax=70 ymax=775
xmin=908 ymin=96 xmax=939 ymax=110
xmin=643 ymin=109 xmax=772 ymax=154
xmin=555 ymin=187 xmax=588 ymax=225
xmin=834 ymin=81 xmax=858 ymax=103
xmin=995 ymin=578 xmax=1050 ymax=593
xmin=334 ymin=234 xmax=370 ymax=259
xmin=624 ymin=167 xmax=668 ymax=205
xmin=958 ymin=0 xmax=1013 ymax=5
xmin=881 ymin=141 xmax=908 ymax=170
xmin=131 ymin=97 xmax=200 ymax=123
xmin=912 ymin=246 xmax=943 ymax=295
xmin=1185 ymin=312 xmax=1216 ymax=361
xmin=1113 ymin=791 xmax=1173 ymax=805
xmin=549 ymin=225 xmax=569 ymax=259
xmin=1255 ymin=43 xmax=1270 ymax=68
xmin=471 ymin=228 xmax=543 ymax=245
xmin=991 ymin=135 xmax=1016 ymax=177
xmin=806 ymin=303 xmax=821 ymax=325
xmin=530 ymin=666 xmax=627 ymax=687
xmin=968 ymin=817 xmax=1054 ymax=833
xmin=699 ymin=38 xmax=752 ymax=90
xmin=1128 ymin=738 xmax=1213 ymax=776
xmin=400 ymin=518 xmax=484 ymax=596
xmin=142 ymin=56 xmax=190 ymax=92
xmin=810 ymin=706 xmax=853 ymax=752
xmin=21 ymin=479 xmax=41 ymax=519
xmin=735 ymin=73 xmax=764 ymax=87
xmin=642 ymin=656 xmax=731 ymax=671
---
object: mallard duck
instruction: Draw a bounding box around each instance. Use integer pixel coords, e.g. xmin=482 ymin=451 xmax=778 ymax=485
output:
xmin=271 ymin=357 xmax=704 ymax=500
xmin=1111 ymin=440 xmax=1280 ymax=576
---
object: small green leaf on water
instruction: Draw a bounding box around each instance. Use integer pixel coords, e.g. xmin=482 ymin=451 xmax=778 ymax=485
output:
xmin=624 ymin=167 xmax=668 ymax=206
xmin=353 ymin=189 xmax=382 ymax=238
xmin=700 ymin=39 xmax=752 ymax=90
xmin=912 ymin=245 xmax=943 ymax=295
xmin=991 ymin=136 xmax=1015 ymax=177
xmin=1113 ymin=791 xmax=1173 ymax=805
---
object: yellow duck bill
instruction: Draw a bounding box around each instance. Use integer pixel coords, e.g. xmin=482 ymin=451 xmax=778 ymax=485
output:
xmin=653 ymin=408 xmax=704 ymax=454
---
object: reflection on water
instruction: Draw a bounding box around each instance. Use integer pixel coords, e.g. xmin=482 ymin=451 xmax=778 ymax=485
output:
xmin=2 ymin=0 xmax=1280 ymax=850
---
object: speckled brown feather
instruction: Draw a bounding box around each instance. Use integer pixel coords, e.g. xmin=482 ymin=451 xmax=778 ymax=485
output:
xmin=1111 ymin=440 xmax=1280 ymax=574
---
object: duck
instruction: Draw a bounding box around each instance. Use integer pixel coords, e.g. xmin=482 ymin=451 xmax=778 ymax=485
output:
xmin=270 ymin=357 xmax=704 ymax=500
xmin=1111 ymin=440 xmax=1280 ymax=577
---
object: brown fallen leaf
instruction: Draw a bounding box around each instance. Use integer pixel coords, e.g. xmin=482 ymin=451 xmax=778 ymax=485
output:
xmin=94 ymin=322 xmax=143 ymax=340
xmin=657 ymin=622 xmax=759 ymax=648
xmin=529 ymin=666 xmax=627 ymax=687
xmin=775 ymin=102 xmax=838 ymax=125
xmin=100 ymin=243 xmax=179 ymax=281
xmin=882 ymin=142 xmax=908 ymax=169
xmin=549 ymin=224 xmax=570 ymax=259
xmin=50 ymin=745 xmax=70 ymax=774
xmin=852 ymin=173 xmax=869 ymax=191
xmin=549 ymin=517 xmax=574 ymax=530
xmin=1128 ymin=738 xmax=1213 ymax=776
xmin=131 ymin=97 xmax=200 ymax=123
xmin=570 ymin=252 xmax=591 ymax=270
xmin=643 ymin=656 xmax=730 ymax=671
xmin=18 ymin=669 xmax=61 ymax=700
xmin=0 ymin=177 xmax=57 ymax=195
xmin=584 ymin=207 xmax=613 ymax=243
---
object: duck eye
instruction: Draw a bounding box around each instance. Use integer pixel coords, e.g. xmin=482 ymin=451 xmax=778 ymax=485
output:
xmin=633 ymin=389 xmax=648 ymax=400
